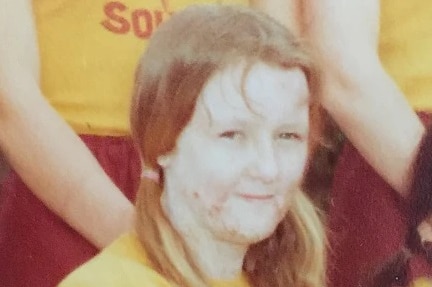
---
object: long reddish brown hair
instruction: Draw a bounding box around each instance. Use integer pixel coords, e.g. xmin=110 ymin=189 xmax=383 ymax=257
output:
xmin=131 ymin=4 xmax=325 ymax=287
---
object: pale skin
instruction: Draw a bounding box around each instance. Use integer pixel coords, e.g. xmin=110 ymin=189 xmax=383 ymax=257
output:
xmin=0 ymin=0 xmax=297 ymax=250
xmin=160 ymin=62 xmax=310 ymax=279
xmin=302 ymin=0 xmax=431 ymax=240
xmin=302 ymin=0 xmax=432 ymax=248
xmin=257 ymin=0 xmax=432 ymax=242
xmin=0 ymin=0 xmax=134 ymax=248
xmin=3 ymin=0 xmax=428 ymax=251
xmin=262 ymin=0 xmax=425 ymax=197
xmin=303 ymin=0 xmax=425 ymax=196
xmin=250 ymin=0 xmax=302 ymax=38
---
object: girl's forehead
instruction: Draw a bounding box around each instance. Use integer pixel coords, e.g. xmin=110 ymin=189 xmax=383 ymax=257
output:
xmin=196 ymin=62 xmax=310 ymax=124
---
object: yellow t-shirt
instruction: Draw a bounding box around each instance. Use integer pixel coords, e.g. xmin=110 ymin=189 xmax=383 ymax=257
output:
xmin=58 ymin=233 xmax=251 ymax=287
xmin=411 ymin=277 xmax=432 ymax=287
xmin=34 ymin=0 xmax=248 ymax=136
xmin=379 ymin=0 xmax=432 ymax=111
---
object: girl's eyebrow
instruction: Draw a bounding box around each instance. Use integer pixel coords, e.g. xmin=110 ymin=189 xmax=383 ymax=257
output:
xmin=276 ymin=124 xmax=309 ymax=138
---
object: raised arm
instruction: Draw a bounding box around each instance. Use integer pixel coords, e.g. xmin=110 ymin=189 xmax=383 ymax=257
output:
xmin=0 ymin=0 xmax=134 ymax=248
xmin=250 ymin=0 xmax=302 ymax=37
xmin=304 ymin=0 xmax=425 ymax=196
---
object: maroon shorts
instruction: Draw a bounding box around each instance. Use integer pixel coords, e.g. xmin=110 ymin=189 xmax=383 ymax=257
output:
xmin=328 ymin=112 xmax=432 ymax=286
xmin=0 ymin=135 xmax=140 ymax=287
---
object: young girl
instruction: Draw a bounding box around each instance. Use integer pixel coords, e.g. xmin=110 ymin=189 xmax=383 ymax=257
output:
xmin=0 ymin=1 xmax=257 ymax=286
xmin=59 ymin=4 xmax=326 ymax=287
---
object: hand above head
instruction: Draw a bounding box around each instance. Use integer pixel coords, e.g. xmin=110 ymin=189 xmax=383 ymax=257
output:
xmin=303 ymin=0 xmax=380 ymax=70
xmin=301 ymin=0 xmax=424 ymax=195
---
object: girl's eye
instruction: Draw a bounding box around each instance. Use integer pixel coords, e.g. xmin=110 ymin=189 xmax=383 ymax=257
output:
xmin=219 ymin=130 xmax=243 ymax=140
xmin=279 ymin=132 xmax=301 ymax=141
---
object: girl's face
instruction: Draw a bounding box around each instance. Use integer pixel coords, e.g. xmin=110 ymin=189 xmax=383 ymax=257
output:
xmin=160 ymin=61 xmax=310 ymax=244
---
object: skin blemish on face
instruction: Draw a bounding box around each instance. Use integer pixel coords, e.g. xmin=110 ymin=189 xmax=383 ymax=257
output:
xmin=209 ymin=202 xmax=223 ymax=216
xmin=163 ymin=61 xmax=310 ymax=248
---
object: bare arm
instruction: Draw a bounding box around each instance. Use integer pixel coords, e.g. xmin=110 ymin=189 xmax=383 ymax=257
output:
xmin=304 ymin=0 xmax=425 ymax=196
xmin=250 ymin=0 xmax=302 ymax=37
xmin=0 ymin=0 xmax=134 ymax=248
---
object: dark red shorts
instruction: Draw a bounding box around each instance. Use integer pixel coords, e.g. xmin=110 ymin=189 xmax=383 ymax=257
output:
xmin=0 ymin=135 xmax=140 ymax=287
xmin=328 ymin=112 xmax=432 ymax=286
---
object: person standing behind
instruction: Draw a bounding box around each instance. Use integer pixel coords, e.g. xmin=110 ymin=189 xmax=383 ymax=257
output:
xmin=302 ymin=0 xmax=432 ymax=286
xmin=0 ymin=1 xmax=252 ymax=287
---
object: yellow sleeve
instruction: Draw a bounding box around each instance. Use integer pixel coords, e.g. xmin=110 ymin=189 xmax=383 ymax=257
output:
xmin=411 ymin=277 xmax=432 ymax=287
xmin=379 ymin=0 xmax=432 ymax=110
xmin=58 ymin=234 xmax=171 ymax=287
xmin=58 ymin=254 xmax=172 ymax=287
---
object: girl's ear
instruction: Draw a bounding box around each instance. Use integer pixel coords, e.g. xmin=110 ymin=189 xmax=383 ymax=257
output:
xmin=157 ymin=153 xmax=173 ymax=168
